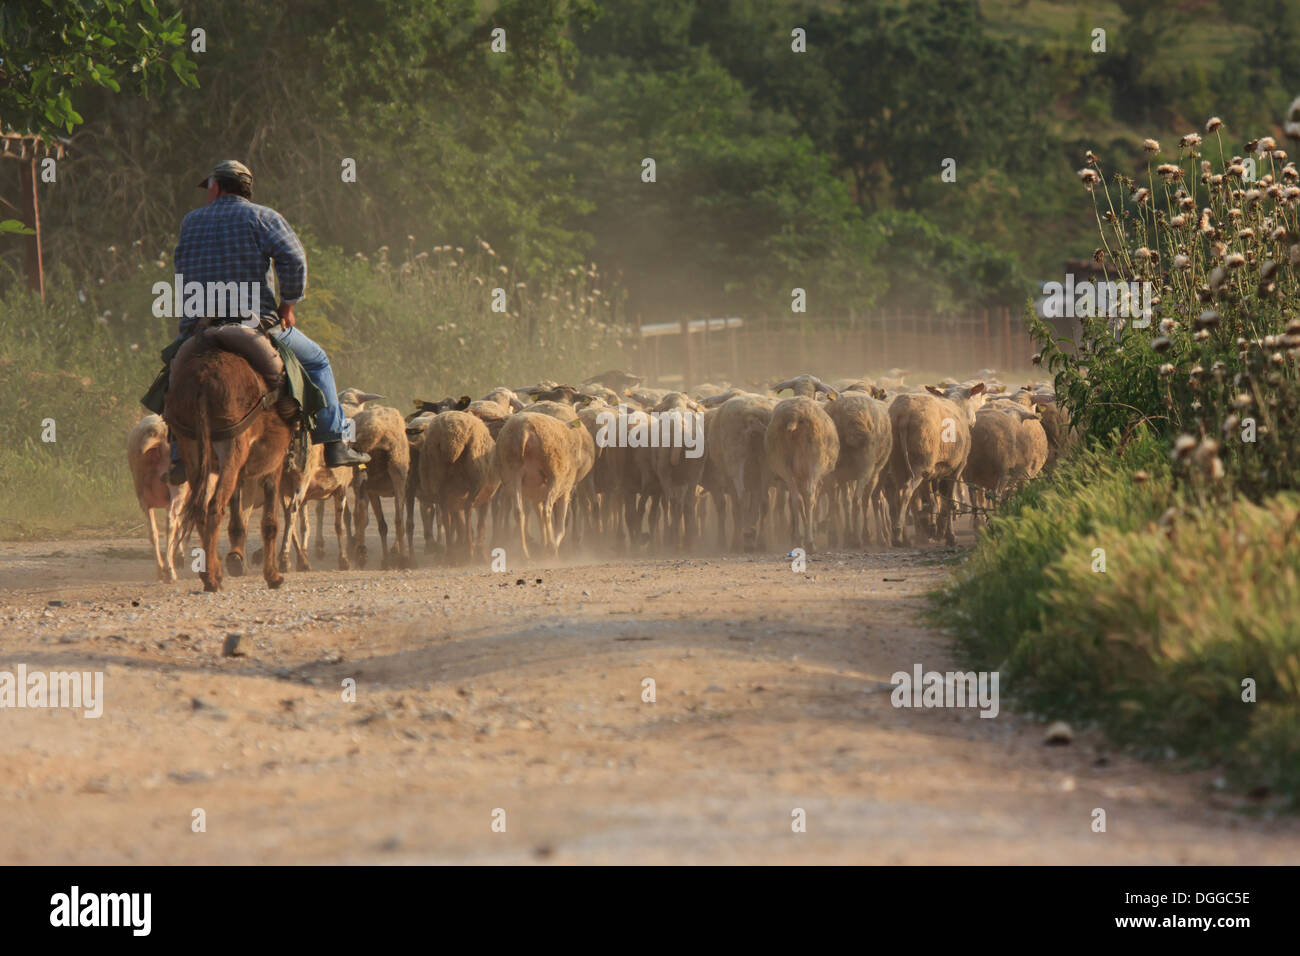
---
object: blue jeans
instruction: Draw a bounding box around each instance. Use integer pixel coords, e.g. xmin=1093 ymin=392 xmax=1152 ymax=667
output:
xmin=272 ymin=326 xmax=346 ymax=443
xmin=168 ymin=324 xmax=346 ymax=463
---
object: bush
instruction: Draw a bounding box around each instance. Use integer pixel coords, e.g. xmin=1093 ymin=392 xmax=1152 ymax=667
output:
xmin=1032 ymin=119 xmax=1300 ymax=502
xmin=933 ymin=430 xmax=1300 ymax=806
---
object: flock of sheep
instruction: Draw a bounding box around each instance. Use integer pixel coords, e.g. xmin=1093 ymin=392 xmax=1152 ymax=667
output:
xmin=126 ymin=368 xmax=1073 ymax=583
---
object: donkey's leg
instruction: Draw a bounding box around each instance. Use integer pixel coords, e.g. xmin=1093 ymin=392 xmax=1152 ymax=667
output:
xmin=225 ymin=483 xmax=248 ymax=577
xmin=334 ymin=490 xmax=351 ymax=571
xmin=261 ymin=469 xmax=285 ymax=589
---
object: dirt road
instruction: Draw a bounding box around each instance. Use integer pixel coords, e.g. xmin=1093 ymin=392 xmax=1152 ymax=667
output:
xmin=1 ymin=532 xmax=1295 ymax=864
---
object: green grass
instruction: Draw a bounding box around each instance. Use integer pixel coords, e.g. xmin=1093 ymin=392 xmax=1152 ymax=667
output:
xmin=931 ymin=431 xmax=1300 ymax=806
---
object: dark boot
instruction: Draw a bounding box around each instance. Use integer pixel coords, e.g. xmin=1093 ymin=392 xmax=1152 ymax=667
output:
xmin=325 ymin=441 xmax=371 ymax=468
xmin=168 ymin=441 xmax=186 ymax=485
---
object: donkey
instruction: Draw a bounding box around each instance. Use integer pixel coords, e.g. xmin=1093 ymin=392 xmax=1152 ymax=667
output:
xmin=165 ymin=342 xmax=296 ymax=591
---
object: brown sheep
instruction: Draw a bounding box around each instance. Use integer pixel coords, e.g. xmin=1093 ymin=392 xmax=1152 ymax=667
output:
xmin=647 ymin=395 xmax=707 ymax=550
xmin=964 ymin=406 xmax=1048 ymax=525
xmin=711 ymin=394 xmax=776 ymax=551
xmin=517 ymin=399 xmax=597 ymax=544
xmin=126 ymin=415 xmax=190 ymax=582
xmin=825 ymin=392 xmax=893 ymax=547
xmin=495 ymin=411 xmax=591 ymax=560
xmin=765 ymin=396 xmax=840 ymax=552
xmin=351 ymin=404 xmax=411 ymax=569
xmin=416 ymin=410 xmax=499 ymax=562
xmin=885 ymin=383 xmax=987 ymax=546
xmin=293 ymin=444 xmax=358 ymax=571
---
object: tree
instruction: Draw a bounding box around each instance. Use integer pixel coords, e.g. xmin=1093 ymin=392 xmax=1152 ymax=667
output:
xmin=0 ymin=0 xmax=196 ymax=135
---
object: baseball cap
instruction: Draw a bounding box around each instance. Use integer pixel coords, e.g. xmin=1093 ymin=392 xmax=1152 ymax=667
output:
xmin=197 ymin=160 xmax=253 ymax=189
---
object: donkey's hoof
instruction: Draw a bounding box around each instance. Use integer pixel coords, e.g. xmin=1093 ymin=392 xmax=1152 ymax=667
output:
xmin=266 ymin=574 xmax=284 ymax=590
xmin=225 ymin=552 xmax=245 ymax=577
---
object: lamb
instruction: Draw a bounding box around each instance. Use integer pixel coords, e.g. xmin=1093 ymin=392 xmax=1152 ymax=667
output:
xmin=126 ymin=415 xmax=190 ymax=582
xmin=765 ymin=396 xmax=840 ymax=552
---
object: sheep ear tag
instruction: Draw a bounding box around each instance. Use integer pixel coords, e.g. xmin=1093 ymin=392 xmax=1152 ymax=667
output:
xmin=568 ymin=418 xmax=583 ymax=429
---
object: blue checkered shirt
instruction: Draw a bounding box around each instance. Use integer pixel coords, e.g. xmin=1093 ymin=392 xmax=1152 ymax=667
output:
xmin=173 ymin=194 xmax=307 ymax=335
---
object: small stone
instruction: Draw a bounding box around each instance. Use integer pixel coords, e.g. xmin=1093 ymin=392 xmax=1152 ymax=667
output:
xmin=1044 ymin=721 xmax=1073 ymax=746
xmin=168 ymin=770 xmax=211 ymax=784
xmin=222 ymin=633 xmax=249 ymax=657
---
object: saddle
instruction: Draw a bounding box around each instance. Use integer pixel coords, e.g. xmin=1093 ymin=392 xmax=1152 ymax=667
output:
xmin=142 ymin=320 xmax=325 ymax=473
xmin=174 ymin=321 xmax=286 ymax=393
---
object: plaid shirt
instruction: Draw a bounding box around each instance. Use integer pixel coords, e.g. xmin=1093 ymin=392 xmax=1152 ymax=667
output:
xmin=173 ymin=194 xmax=307 ymax=335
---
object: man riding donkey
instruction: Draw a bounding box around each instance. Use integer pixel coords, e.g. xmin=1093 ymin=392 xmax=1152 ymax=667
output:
xmin=151 ymin=160 xmax=368 ymax=590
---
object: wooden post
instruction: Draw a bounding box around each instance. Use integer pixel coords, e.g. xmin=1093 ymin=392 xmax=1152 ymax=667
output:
xmin=701 ymin=315 xmax=711 ymax=382
xmin=1002 ymin=307 xmax=1012 ymax=371
xmin=879 ymin=308 xmax=887 ymax=370
xmin=19 ymin=153 xmax=44 ymax=300
xmin=633 ymin=311 xmax=643 ymax=378
xmin=981 ymin=309 xmax=990 ymax=371
xmin=729 ymin=319 xmax=740 ymax=383
xmin=679 ymin=316 xmax=693 ymax=390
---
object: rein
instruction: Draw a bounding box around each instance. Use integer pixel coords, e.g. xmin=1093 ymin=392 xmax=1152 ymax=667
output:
xmin=166 ymin=389 xmax=274 ymax=442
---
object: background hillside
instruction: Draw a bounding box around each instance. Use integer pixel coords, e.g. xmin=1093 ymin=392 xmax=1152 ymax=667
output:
xmin=6 ymin=0 xmax=1300 ymax=322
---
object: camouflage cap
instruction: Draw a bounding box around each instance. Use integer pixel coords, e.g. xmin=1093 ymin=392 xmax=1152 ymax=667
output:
xmin=197 ymin=160 xmax=253 ymax=189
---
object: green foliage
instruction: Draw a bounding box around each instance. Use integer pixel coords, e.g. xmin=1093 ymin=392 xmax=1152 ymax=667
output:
xmin=1033 ymin=121 xmax=1300 ymax=501
xmin=867 ymin=210 xmax=1027 ymax=312
xmin=0 ymin=0 xmax=196 ymax=135
xmin=932 ymin=432 xmax=1300 ymax=807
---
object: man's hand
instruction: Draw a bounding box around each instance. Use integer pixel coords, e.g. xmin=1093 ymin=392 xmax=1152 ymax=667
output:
xmin=278 ymin=302 xmax=296 ymax=329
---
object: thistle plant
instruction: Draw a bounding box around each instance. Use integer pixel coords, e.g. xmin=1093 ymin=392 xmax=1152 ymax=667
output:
xmin=1033 ymin=115 xmax=1300 ymax=502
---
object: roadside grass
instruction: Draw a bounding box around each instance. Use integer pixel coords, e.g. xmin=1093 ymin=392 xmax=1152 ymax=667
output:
xmin=931 ymin=432 xmax=1300 ymax=807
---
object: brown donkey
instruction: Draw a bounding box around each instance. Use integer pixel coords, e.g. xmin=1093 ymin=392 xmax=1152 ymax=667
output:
xmin=165 ymin=344 xmax=295 ymax=591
